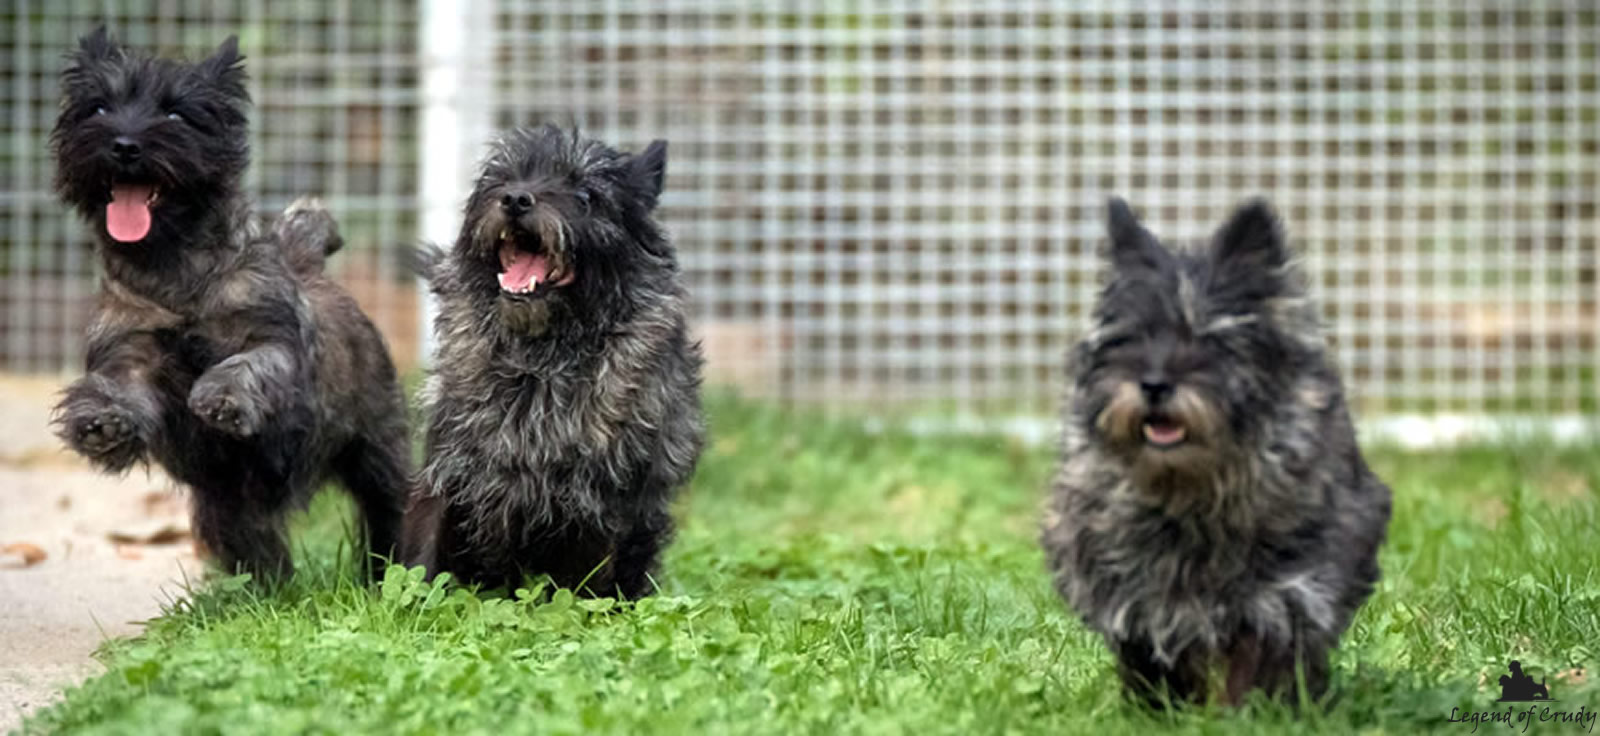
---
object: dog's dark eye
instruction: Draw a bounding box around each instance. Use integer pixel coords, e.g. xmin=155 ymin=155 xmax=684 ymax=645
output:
xmin=94 ymin=107 xmax=108 ymax=116
xmin=575 ymin=191 xmax=591 ymax=205
xmin=1098 ymin=335 xmax=1133 ymax=352
xmin=166 ymin=112 xmax=184 ymax=122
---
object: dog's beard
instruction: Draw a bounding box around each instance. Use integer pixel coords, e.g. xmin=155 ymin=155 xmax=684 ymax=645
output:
xmin=1094 ymin=380 xmax=1243 ymax=513
xmin=496 ymin=297 xmax=555 ymax=337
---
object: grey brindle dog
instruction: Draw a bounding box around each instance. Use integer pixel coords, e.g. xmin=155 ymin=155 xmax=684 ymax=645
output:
xmin=50 ymin=29 xmax=409 ymax=582
xmin=401 ymin=126 xmax=703 ymax=598
xmin=1043 ymin=199 xmax=1391 ymax=706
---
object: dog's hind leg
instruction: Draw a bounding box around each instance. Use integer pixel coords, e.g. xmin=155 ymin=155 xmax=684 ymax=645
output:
xmin=191 ymin=485 xmax=293 ymax=584
xmin=335 ymin=433 xmax=409 ymax=579
xmin=398 ymin=489 xmax=445 ymax=578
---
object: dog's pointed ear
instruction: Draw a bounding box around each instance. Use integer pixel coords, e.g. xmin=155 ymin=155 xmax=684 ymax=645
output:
xmin=1105 ymin=197 xmax=1164 ymax=271
xmin=199 ymin=35 xmax=247 ymax=94
xmin=74 ymin=25 xmax=119 ymax=64
xmin=1212 ymin=198 xmax=1288 ymax=274
xmin=628 ymin=139 xmax=668 ymax=210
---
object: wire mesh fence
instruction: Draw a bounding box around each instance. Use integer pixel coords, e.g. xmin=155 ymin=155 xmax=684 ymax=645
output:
xmin=3 ymin=2 xmax=1597 ymax=420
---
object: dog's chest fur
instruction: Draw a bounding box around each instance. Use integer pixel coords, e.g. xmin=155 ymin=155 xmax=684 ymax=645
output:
xmin=431 ymin=350 xmax=635 ymax=475
xmin=422 ymin=293 xmax=700 ymax=544
xmin=95 ymin=222 xmax=312 ymax=355
xmin=1047 ymin=449 xmax=1348 ymax=665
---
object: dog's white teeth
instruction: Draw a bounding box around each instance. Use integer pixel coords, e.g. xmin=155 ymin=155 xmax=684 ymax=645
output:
xmin=147 ymin=189 xmax=160 ymax=205
xmin=500 ymin=229 xmax=509 ymax=241
xmin=526 ymin=274 xmax=539 ymax=292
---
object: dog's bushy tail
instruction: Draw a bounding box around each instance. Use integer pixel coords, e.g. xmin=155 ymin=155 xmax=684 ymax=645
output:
xmin=276 ymin=197 xmax=344 ymax=275
xmin=409 ymin=242 xmax=447 ymax=281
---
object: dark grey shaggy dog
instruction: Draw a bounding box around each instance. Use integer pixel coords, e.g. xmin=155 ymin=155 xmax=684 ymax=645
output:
xmin=50 ymin=28 xmax=410 ymax=582
xmin=1042 ymin=199 xmax=1391 ymax=706
xmin=401 ymin=126 xmax=704 ymax=598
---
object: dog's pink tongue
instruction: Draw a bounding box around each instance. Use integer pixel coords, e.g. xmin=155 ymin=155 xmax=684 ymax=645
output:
xmin=106 ymin=185 xmax=154 ymax=242
xmin=1143 ymin=421 xmax=1187 ymax=446
xmin=498 ymin=250 xmax=551 ymax=293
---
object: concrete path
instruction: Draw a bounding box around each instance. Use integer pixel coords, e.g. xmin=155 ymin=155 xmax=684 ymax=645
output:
xmin=0 ymin=377 xmax=198 ymax=733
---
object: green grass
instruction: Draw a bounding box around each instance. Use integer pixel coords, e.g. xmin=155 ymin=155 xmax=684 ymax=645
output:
xmin=21 ymin=396 xmax=1600 ymax=735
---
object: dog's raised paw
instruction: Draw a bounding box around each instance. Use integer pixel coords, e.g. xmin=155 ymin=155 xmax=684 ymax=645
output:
xmin=55 ymin=403 xmax=143 ymax=471
xmin=75 ymin=411 xmax=133 ymax=453
xmin=188 ymin=385 xmax=260 ymax=438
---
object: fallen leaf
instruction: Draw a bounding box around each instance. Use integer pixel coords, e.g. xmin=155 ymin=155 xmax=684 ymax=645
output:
xmin=108 ymin=520 xmax=191 ymax=546
xmin=140 ymin=490 xmax=183 ymax=516
xmin=1473 ymin=498 xmax=1507 ymax=529
xmin=1538 ymin=471 xmax=1591 ymax=504
xmin=2 ymin=542 xmax=48 ymax=567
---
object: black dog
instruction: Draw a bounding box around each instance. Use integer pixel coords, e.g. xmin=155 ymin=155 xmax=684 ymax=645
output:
xmin=50 ymin=28 xmax=410 ymax=582
xmin=1042 ymin=199 xmax=1391 ymax=705
xmin=401 ymin=126 xmax=704 ymax=598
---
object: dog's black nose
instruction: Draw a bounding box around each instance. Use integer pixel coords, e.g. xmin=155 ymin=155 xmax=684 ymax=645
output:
xmin=111 ymin=137 xmax=141 ymax=163
xmin=500 ymin=190 xmax=535 ymax=215
xmin=1139 ymin=377 xmax=1173 ymax=404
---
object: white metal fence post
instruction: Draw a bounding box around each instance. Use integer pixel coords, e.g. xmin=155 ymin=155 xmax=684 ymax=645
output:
xmin=418 ymin=0 xmax=493 ymax=367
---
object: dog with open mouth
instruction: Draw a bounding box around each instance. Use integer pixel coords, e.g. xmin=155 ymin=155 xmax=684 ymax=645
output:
xmin=1042 ymin=199 xmax=1392 ymax=706
xmin=401 ymin=126 xmax=704 ymax=598
xmin=49 ymin=28 xmax=410 ymax=583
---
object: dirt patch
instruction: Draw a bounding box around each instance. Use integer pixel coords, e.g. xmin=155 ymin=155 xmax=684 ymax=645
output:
xmin=1535 ymin=469 xmax=1592 ymax=504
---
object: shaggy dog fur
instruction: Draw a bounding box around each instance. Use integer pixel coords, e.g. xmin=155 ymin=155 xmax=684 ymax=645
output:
xmin=1042 ymin=199 xmax=1391 ymax=705
xmin=401 ymin=126 xmax=703 ymax=598
xmin=50 ymin=28 xmax=410 ymax=582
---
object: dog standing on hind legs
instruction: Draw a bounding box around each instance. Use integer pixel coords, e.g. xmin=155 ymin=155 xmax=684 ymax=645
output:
xmin=49 ymin=28 xmax=410 ymax=583
xmin=1042 ymin=198 xmax=1391 ymax=706
xmin=401 ymin=126 xmax=704 ymax=599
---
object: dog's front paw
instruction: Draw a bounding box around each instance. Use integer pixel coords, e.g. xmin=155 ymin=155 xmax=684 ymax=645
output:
xmin=188 ymin=377 xmax=263 ymax=438
xmin=55 ymin=400 xmax=144 ymax=471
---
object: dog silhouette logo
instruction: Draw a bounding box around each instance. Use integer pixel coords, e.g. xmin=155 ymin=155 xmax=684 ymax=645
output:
xmin=1497 ymin=661 xmax=1555 ymax=702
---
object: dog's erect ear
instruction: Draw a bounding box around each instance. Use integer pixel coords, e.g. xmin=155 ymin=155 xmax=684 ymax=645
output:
xmin=198 ymin=35 xmax=247 ymax=95
xmin=627 ymin=139 xmax=668 ymax=210
xmin=73 ymin=25 xmax=120 ymax=64
xmin=1211 ymin=198 xmax=1288 ymax=275
xmin=1105 ymin=197 xmax=1165 ymax=272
